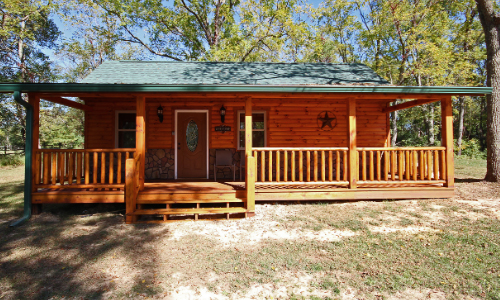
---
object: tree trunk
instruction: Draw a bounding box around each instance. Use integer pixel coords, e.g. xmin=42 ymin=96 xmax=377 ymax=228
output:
xmin=457 ymin=96 xmax=466 ymax=156
xmin=476 ymin=0 xmax=500 ymax=182
xmin=391 ymin=105 xmax=398 ymax=147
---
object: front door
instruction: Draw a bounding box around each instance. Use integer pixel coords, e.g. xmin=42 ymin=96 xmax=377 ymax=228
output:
xmin=177 ymin=112 xmax=208 ymax=178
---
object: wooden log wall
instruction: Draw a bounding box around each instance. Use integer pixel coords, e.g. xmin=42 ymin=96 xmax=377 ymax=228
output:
xmin=84 ymin=96 xmax=390 ymax=150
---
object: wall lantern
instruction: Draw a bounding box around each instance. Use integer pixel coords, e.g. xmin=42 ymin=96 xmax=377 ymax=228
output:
xmin=157 ymin=105 xmax=163 ymax=123
xmin=220 ymin=105 xmax=226 ymax=123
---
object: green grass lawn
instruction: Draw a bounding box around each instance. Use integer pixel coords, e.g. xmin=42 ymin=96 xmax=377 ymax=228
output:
xmin=0 ymin=158 xmax=499 ymax=299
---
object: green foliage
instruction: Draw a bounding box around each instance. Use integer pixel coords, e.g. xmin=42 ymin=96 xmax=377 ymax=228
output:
xmin=455 ymin=138 xmax=486 ymax=159
xmin=0 ymin=154 xmax=24 ymax=167
xmin=39 ymin=101 xmax=84 ymax=149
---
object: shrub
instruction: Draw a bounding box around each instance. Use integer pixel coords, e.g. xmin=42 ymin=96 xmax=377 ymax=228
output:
xmin=455 ymin=139 xmax=486 ymax=159
xmin=0 ymin=154 xmax=25 ymax=167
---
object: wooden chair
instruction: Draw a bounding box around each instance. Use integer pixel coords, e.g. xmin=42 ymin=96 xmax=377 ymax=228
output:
xmin=214 ymin=149 xmax=235 ymax=181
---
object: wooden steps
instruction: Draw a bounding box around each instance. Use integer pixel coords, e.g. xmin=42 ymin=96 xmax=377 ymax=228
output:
xmin=128 ymin=204 xmax=248 ymax=222
xmin=131 ymin=207 xmax=247 ymax=215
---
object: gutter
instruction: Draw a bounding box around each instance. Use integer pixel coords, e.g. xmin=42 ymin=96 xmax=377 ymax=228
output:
xmin=10 ymin=91 xmax=32 ymax=227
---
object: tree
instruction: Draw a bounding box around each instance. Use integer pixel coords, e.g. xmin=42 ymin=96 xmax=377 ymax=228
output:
xmin=475 ymin=0 xmax=500 ymax=181
xmin=0 ymin=0 xmax=59 ymax=147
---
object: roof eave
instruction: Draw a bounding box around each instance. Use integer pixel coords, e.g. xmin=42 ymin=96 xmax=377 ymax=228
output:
xmin=0 ymin=83 xmax=492 ymax=95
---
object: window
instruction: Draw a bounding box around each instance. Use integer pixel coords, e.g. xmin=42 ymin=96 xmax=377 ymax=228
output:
xmin=237 ymin=111 xmax=266 ymax=150
xmin=115 ymin=111 xmax=136 ymax=148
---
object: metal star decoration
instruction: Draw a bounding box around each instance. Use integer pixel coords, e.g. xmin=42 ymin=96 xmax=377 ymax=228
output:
xmin=317 ymin=111 xmax=337 ymax=130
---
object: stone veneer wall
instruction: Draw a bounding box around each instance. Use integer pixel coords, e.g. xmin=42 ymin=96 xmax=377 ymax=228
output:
xmin=145 ymin=149 xmax=175 ymax=180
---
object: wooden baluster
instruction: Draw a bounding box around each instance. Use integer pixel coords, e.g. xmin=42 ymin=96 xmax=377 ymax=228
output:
xmin=43 ymin=152 xmax=50 ymax=184
xmin=321 ymin=151 xmax=326 ymax=182
xmin=68 ymin=153 xmax=74 ymax=185
xmin=384 ymin=151 xmax=389 ymax=181
xmin=65 ymin=152 xmax=69 ymax=180
xmin=51 ymin=153 xmax=57 ymax=185
xmin=336 ymin=151 xmax=340 ymax=181
xmin=440 ymin=150 xmax=446 ymax=180
xmin=117 ymin=152 xmax=122 ymax=184
xmin=328 ymin=151 xmax=333 ymax=181
xmin=284 ymin=150 xmax=288 ymax=182
xmin=59 ymin=152 xmax=65 ymax=185
xmin=413 ymin=151 xmax=418 ymax=181
xmin=110 ymin=152 xmax=114 ymax=184
xmin=261 ymin=151 xmax=265 ymax=182
xmin=389 ymin=151 xmax=395 ymax=180
xmin=299 ymin=151 xmax=304 ymax=181
xmin=101 ymin=152 xmax=106 ymax=184
xmin=306 ymin=151 xmax=311 ymax=182
xmin=276 ymin=151 xmax=280 ymax=182
xmin=342 ymin=151 xmax=347 ymax=181
xmin=376 ymin=151 xmax=381 ymax=181
xmin=291 ymin=151 xmax=295 ymax=182
xmin=362 ymin=151 xmax=366 ymax=181
xmin=85 ymin=152 xmax=90 ymax=184
xmin=76 ymin=152 xmax=82 ymax=184
xmin=419 ymin=150 xmax=425 ymax=180
xmin=433 ymin=150 xmax=439 ymax=180
xmin=427 ymin=150 xmax=432 ymax=180
xmin=369 ymin=151 xmax=374 ymax=181
xmin=313 ymin=151 xmax=318 ymax=182
xmin=405 ymin=150 xmax=410 ymax=180
xmin=397 ymin=150 xmax=403 ymax=181
xmin=93 ymin=152 xmax=98 ymax=184
xmin=268 ymin=151 xmax=273 ymax=182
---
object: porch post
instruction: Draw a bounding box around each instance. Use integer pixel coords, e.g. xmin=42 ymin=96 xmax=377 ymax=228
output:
xmin=441 ymin=96 xmax=454 ymax=188
xmin=28 ymin=94 xmax=42 ymax=214
xmin=136 ymin=95 xmax=146 ymax=190
xmin=245 ymin=97 xmax=255 ymax=216
xmin=348 ymin=98 xmax=357 ymax=189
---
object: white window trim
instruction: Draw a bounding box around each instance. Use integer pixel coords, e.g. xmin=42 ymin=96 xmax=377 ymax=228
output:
xmin=237 ymin=110 xmax=267 ymax=150
xmin=174 ymin=109 xmax=210 ymax=179
xmin=115 ymin=110 xmax=136 ymax=148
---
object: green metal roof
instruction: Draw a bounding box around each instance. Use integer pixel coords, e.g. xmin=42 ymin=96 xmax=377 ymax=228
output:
xmin=81 ymin=61 xmax=391 ymax=85
xmin=0 ymin=62 xmax=492 ymax=95
xmin=0 ymin=83 xmax=492 ymax=94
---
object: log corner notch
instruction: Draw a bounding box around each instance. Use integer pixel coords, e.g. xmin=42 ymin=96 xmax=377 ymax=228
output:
xmin=245 ymin=96 xmax=256 ymax=217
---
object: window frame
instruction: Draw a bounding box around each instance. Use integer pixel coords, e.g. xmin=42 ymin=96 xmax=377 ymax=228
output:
xmin=237 ymin=110 xmax=267 ymax=150
xmin=115 ymin=110 xmax=136 ymax=148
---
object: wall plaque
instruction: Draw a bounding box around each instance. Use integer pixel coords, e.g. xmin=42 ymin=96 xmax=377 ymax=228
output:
xmin=215 ymin=125 xmax=231 ymax=133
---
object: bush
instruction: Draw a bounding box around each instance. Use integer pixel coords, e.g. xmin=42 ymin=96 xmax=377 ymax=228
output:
xmin=455 ymin=139 xmax=486 ymax=159
xmin=0 ymin=154 xmax=25 ymax=167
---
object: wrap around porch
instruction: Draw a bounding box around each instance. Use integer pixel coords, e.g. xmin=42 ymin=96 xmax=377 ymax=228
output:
xmin=29 ymin=96 xmax=456 ymax=223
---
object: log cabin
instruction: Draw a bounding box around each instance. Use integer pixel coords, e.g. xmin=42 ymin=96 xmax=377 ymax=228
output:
xmin=0 ymin=61 xmax=492 ymax=224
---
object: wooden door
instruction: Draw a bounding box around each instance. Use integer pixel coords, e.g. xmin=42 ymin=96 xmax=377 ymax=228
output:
xmin=177 ymin=112 xmax=208 ymax=178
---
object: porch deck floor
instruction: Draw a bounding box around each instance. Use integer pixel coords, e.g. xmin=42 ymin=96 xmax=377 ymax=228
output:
xmin=32 ymin=181 xmax=453 ymax=204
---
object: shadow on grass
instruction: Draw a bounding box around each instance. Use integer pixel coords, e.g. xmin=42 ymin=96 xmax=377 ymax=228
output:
xmin=455 ymin=178 xmax=485 ymax=183
xmin=0 ymin=204 xmax=171 ymax=299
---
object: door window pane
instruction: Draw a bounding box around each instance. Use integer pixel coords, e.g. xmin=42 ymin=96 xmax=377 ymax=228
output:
xmin=186 ymin=120 xmax=199 ymax=152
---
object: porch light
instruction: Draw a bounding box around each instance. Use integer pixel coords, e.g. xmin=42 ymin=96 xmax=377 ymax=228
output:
xmin=157 ymin=105 xmax=163 ymax=123
xmin=220 ymin=105 xmax=226 ymax=123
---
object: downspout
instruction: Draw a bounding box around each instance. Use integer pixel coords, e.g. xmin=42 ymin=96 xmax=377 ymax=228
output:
xmin=10 ymin=91 xmax=33 ymax=227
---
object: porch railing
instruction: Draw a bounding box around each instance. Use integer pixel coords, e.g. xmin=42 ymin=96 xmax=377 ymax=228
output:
xmin=33 ymin=148 xmax=136 ymax=189
xmin=250 ymin=146 xmax=448 ymax=187
xmin=252 ymin=148 xmax=349 ymax=184
xmin=357 ymin=147 xmax=446 ymax=184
